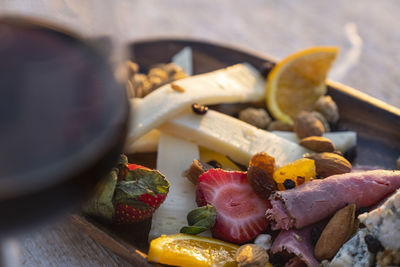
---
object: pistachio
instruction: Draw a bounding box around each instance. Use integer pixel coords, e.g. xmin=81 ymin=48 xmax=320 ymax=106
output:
xmin=235 ymin=244 xmax=269 ymax=267
xmin=305 ymin=152 xmax=352 ymax=178
xmin=314 ymin=95 xmax=339 ymax=123
xmin=148 ymin=67 xmax=169 ymax=82
xmin=314 ymin=204 xmax=356 ymax=261
xmin=294 ymin=111 xmax=325 ymax=139
xmin=299 ymin=136 xmax=335 ymax=152
xmin=126 ymin=61 xmax=139 ymax=77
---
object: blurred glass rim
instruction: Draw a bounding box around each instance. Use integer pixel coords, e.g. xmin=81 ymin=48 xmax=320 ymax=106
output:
xmin=0 ymin=16 xmax=129 ymax=200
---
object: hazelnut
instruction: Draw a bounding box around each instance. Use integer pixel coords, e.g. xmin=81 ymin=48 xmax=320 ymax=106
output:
xmin=239 ymin=108 xmax=271 ymax=129
xmin=311 ymin=111 xmax=330 ymax=132
xmin=294 ymin=111 xmax=325 ymax=139
xmin=314 ymin=96 xmax=339 ymax=123
xmin=267 ymin=120 xmax=293 ymax=132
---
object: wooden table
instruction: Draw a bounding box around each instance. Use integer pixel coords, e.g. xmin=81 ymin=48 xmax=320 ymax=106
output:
xmin=3 ymin=0 xmax=399 ymax=266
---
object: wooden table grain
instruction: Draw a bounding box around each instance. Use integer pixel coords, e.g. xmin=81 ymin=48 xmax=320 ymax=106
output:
xmin=3 ymin=0 xmax=400 ymax=266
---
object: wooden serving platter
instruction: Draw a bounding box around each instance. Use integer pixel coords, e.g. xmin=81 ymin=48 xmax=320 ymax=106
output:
xmin=71 ymin=39 xmax=400 ymax=266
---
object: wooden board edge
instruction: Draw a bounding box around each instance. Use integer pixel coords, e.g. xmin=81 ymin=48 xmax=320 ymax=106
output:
xmin=69 ymin=214 xmax=153 ymax=266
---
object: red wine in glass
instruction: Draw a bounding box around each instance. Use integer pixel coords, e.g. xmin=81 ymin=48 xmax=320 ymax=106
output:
xmin=0 ymin=17 xmax=129 ymax=236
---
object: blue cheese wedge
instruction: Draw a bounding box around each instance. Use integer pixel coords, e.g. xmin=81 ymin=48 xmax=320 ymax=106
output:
xmin=358 ymin=188 xmax=400 ymax=250
xmin=327 ymin=229 xmax=374 ymax=267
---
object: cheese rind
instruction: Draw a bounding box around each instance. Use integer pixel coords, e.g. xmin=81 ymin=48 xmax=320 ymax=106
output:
xmin=159 ymin=110 xmax=309 ymax=167
xmin=148 ymin=132 xmax=199 ymax=241
xmin=128 ymin=63 xmax=265 ymax=141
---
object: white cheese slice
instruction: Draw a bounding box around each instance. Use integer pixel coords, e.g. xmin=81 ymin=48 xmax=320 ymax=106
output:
xmin=148 ymin=132 xmax=199 ymax=241
xmin=125 ymin=128 xmax=357 ymax=155
xmin=128 ymin=63 xmax=265 ymax=141
xmin=124 ymin=129 xmax=160 ymax=153
xmin=159 ymin=110 xmax=309 ymax=167
xmin=271 ymin=131 xmax=357 ymax=153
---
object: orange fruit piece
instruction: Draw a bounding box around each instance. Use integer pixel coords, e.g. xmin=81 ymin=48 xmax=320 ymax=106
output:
xmin=148 ymin=233 xmax=239 ymax=267
xmin=273 ymin=158 xmax=316 ymax=190
xmin=266 ymin=47 xmax=339 ymax=124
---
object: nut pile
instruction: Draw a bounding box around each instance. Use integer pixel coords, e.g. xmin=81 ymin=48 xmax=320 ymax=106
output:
xmin=125 ymin=61 xmax=187 ymax=98
xmin=238 ymin=95 xmax=341 ymax=155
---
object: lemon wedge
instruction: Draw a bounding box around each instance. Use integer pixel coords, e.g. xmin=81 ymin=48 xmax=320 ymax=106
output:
xmin=266 ymin=47 xmax=339 ymax=124
xmin=148 ymin=233 xmax=239 ymax=267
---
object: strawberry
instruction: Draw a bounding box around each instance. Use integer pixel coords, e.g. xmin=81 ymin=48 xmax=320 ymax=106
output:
xmin=114 ymin=164 xmax=169 ymax=223
xmin=196 ymin=169 xmax=270 ymax=244
xmin=127 ymin=163 xmax=151 ymax=171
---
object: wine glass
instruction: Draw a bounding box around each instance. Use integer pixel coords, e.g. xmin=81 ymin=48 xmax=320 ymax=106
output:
xmin=0 ymin=1 xmax=129 ymax=265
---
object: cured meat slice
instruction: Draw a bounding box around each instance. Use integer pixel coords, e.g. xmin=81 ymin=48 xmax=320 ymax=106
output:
xmin=270 ymin=226 xmax=319 ymax=267
xmin=266 ymin=170 xmax=400 ymax=230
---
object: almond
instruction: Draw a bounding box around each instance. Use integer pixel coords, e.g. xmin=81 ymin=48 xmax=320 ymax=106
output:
xmin=314 ymin=204 xmax=356 ymax=261
xmin=305 ymin=152 xmax=352 ymax=178
xmin=299 ymin=136 xmax=335 ymax=152
xmin=294 ymin=111 xmax=325 ymax=139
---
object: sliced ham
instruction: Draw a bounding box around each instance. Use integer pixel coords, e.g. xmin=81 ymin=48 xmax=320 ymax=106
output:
xmin=270 ymin=226 xmax=319 ymax=267
xmin=266 ymin=170 xmax=400 ymax=230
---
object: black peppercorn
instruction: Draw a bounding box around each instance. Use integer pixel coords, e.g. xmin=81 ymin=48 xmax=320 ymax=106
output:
xmin=283 ymin=179 xmax=296 ymax=189
xmin=207 ymin=160 xmax=222 ymax=169
xmin=364 ymin=234 xmax=384 ymax=253
xmin=192 ymin=103 xmax=208 ymax=115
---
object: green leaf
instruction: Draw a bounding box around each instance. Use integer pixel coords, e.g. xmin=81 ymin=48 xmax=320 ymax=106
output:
xmin=114 ymin=168 xmax=170 ymax=209
xmin=179 ymin=205 xmax=217 ymax=235
xmin=180 ymin=226 xmax=209 ymax=235
xmin=123 ymin=169 xmax=169 ymax=195
xmin=82 ymin=168 xmax=118 ymax=223
xmin=187 ymin=205 xmax=217 ymax=227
